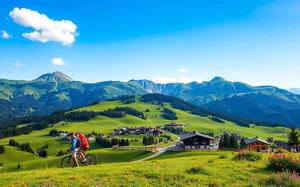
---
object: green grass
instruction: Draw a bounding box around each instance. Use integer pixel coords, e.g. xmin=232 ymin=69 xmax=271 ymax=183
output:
xmin=75 ymin=99 xmax=290 ymax=141
xmin=0 ymin=151 xmax=296 ymax=187
xmin=0 ymin=148 xmax=153 ymax=173
xmin=0 ymin=98 xmax=292 ymax=176
xmin=0 ymin=130 xmax=72 ymax=157
xmin=0 ymin=146 xmax=41 ymax=165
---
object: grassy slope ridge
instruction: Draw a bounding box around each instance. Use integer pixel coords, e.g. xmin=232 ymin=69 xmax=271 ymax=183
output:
xmin=0 ymin=97 xmax=290 ymax=174
xmin=0 ymin=151 xmax=281 ymax=187
xmin=0 ymin=148 xmax=153 ymax=173
xmin=74 ymin=98 xmax=290 ymax=140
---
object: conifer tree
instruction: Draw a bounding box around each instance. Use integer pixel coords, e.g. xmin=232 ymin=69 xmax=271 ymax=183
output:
xmin=288 ymin=125 xmax=299 ymax=146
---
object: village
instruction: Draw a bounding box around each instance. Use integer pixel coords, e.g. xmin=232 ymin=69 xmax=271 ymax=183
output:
xmin=48 ymin=121 xmax=295 ymax=153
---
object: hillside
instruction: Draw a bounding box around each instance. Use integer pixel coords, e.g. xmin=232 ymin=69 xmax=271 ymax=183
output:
xmin=0 ymin=151 xmax=296 ymax=187
xmin=1 ymin=72 xmax=300 ymax=127
xmin=0 ymin=95 xmax=292 ymax=174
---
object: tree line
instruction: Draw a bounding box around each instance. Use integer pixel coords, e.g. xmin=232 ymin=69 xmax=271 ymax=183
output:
xmin=219 ymin=134 xmax=247 ymax=149
xmin=162 ymin=108 xmax=178 ymax=120
xmin=8 ymin=139 xmax=50 ymax=158
xmin=210 ymin=116 xmax=225 ymax=124
xmin=142 ymin=136 xmax=165 ymax=145
xmin=9 ymin=139 xmax=35 ymax=154
xmin=0 ymin=125 xmax=33 ymax=139
xmin=95 ymin=136 xmax=130 ymax=147
xmin=0 ymin=106 xmax=145 ymax=139
xmin=37 ymin=149 xmax=48 ymax=158
xmin=106 ymin=95 xmax=136 ymax=104
xmin=113 ymin=107 xmax=145 ymax=119
xmin=107 ymin=95 xmax=135 ymax=102
xmin=37 ymin=144 xmax=49 ymax=158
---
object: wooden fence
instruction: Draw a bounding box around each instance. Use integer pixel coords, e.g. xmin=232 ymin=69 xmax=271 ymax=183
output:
xmin=112 ymin=145 xmax=157 ymax=152
xmin=167 ymin=146 xmax=219 ymax=152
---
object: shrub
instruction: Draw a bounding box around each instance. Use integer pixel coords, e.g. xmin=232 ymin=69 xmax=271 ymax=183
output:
xmin=260 ymin=171 xmax=300 ymax=186
xmin=233 ymin=151 xmax=262 ymax=161
xmin=57 ymin=150 xmax=68 ymax=156
xmin=219 ymin=154 xmax=228 ymax=159
xmin=265 ymin=153 xmax=300 ymax=173
xmin=274 ymin=148 xmax=289 ymax=154
xmin=186 ymin=166 xmax=209 ymax=175
xmin=0 ymin=145 xmax=5 ymax=154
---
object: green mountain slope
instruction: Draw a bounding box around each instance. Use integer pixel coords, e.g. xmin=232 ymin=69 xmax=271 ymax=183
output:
xmin=1 ymin=71 xmax=300 ymax=127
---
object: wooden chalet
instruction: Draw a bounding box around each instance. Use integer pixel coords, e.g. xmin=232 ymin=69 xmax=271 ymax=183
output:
xmin=246 ymin=136 xmax=270 ymax=152
xmin=180 ymin=131 xmax=214 ymax=149
xmin=164 ymin=121 xmax=184 ymax=129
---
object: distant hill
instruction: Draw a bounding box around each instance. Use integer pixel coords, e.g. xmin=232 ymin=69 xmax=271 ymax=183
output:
xmin=287 ymin=88 xmax=300 ymax=95
xmin=1 ymin=71 xmax=300 ymax=127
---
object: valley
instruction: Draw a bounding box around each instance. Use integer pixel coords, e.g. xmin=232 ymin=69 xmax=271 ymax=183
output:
xmin=0 ymin=96 xmax=292 ymax=175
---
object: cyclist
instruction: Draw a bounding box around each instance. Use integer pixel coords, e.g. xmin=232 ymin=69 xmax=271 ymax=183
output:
xmin=77 ymin=133 xmax=89 ymax=162
xmin=67 ymin=133 xmax=80 ymax=168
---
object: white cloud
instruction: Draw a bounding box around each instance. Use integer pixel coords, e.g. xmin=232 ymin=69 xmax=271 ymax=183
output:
xmin=15 ymin=62 xmax=22 ymax=67
xmin=51 ymin=58 xmax=66 ymax=66
xmin=178 ymin=68 xmax=188 ymax=72
xmin=4 ymin=60 xmax=8 ymax=63
xmin=153 ymin=76 xmax=199 ymax=84
xmin=1 ymin=30 xmax=12 ymax=39
xmin=9 ymin=7 xmax=78 ymax=46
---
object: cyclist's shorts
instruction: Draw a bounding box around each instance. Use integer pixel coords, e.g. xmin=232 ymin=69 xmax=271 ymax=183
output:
xmin=71 ymin=148 xmax=79 ymax=158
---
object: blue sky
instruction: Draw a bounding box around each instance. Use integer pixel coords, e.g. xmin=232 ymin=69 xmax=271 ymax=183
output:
xmin=1 ymin=0 xmax=300 ymax=88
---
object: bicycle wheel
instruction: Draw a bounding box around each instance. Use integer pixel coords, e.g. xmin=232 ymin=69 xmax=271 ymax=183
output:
xmin=61 ymin=156 xmax=75 ymax=168
xmin=84 ymin=154 xmax=98 ymax=166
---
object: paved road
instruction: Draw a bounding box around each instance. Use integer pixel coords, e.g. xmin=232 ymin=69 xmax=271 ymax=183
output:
xmin=134 ymin=133 xmax=180 ymax=162
xmin=133 ymin=146 xmax=173 ymax=162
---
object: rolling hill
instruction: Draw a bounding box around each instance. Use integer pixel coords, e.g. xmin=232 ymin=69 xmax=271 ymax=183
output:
xmin=1 ymin=71 xmax=300 ymax=127
xmin=0 ymin=95 xmax=292 ymax=173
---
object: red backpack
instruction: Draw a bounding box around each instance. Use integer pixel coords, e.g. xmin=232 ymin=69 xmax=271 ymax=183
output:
xmin=78 ymin=133 xmax=89 ymax=148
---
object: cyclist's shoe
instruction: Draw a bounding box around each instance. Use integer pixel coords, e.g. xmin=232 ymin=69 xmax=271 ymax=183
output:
xmin=73 ymin=165 xmax=79 ymax=168
xmin=82 ymin=158 xmax=87 ymax=163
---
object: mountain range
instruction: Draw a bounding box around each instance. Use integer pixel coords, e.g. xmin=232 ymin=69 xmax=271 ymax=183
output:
xmin=1 ymin=71 xmax=300 ymax=127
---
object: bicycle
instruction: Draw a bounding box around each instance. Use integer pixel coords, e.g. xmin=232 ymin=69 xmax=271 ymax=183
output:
xmin=61 ymin=150 xmax=98 ymax=168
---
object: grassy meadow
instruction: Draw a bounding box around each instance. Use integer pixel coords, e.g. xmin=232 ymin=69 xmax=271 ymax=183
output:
xmin=0 ymin=97 xmax=294 ymax=180
xmin=0 ymin=147 xmax=153 ymax=173
xmin=1 ymin=151 xmax=299 ymax=187
xmin=75 ymin=99 xmax=290 ymax=141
